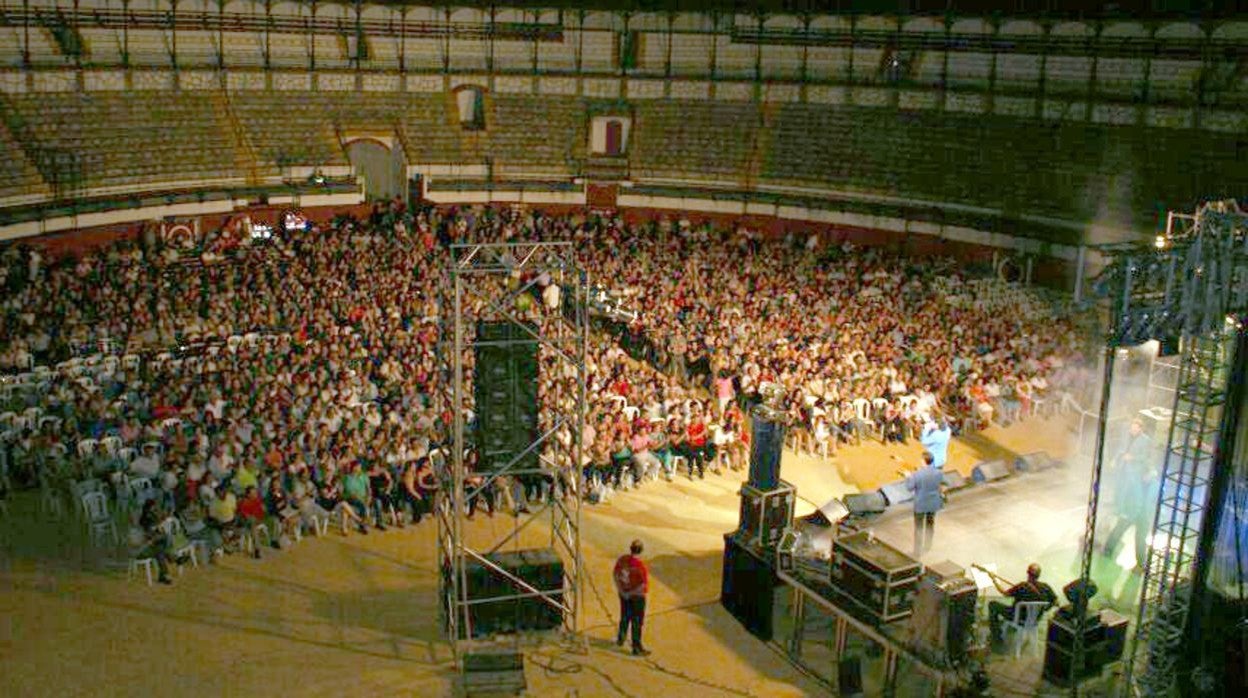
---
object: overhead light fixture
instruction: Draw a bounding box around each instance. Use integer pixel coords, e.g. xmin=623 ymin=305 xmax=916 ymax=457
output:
xmin=1154 ymin=235 xmax=1168 ymax=249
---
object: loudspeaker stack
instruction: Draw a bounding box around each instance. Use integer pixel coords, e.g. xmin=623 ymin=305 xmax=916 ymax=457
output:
xmin=722 ymin=404 xmax=793 ymax=641
xmin=474 ymin=321 xmax=540 ymax=474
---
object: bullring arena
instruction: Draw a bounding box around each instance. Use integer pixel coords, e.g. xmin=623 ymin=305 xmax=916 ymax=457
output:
xmin=2 ymin=2 xmax=1247 ymax=697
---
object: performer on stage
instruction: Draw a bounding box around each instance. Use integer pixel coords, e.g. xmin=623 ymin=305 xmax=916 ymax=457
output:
xmin=920 ymin=416 xmax=953 ymax=470
xmin=1102 ymin=419 xmax=1161 ymax=570
xmin=904 ymin=452 xmax=944 ymax=558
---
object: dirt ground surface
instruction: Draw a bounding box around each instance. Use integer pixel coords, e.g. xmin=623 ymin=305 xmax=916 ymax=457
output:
xmin=0 ymin=415 xmax=1076 ymax=697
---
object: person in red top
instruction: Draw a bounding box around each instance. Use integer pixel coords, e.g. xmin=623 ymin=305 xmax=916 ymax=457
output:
xmin=237 ymin=486 xmax=267 ymax=560
xmin=613 ymin=539 xmax=651 ymax=656
xmin=685 ymin=409 xmax=709 ymax=479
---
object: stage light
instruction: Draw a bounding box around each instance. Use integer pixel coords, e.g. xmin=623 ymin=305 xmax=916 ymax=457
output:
xmin=1154 ymin=235 xmax=1168 ymax=249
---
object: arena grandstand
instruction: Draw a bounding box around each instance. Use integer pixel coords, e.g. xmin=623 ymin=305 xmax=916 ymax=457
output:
xmin=1 ymin=1 xmax=1246 ymax=697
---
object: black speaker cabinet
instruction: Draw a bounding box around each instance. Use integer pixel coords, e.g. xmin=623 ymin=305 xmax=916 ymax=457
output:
xmin=474 ymin=321 xmax=540 ymax=473
xmin=738 ymin=481 xmax=795 ymax=549
xmin=721 ymin=533 xmax=780 ymax=642
xmin=908 ymin=565 xmax=977 ymax=665
xmin=844 ymin=491 xmax=887 ymax=516
xmin=1043 ymin=611 xmax=1106 ymax=686
xmin=458 ymin=547 xmax=564 ymax=639
xmin=748 ymin=406 xmax=785 ymax=490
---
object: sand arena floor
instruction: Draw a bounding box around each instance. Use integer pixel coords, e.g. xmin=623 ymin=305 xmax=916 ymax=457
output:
xmin=0 ymin=416 xmax=1078 ymax=697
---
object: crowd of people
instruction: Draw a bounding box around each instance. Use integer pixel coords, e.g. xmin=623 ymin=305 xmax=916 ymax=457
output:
xmin=0 ymin=201 xmax=1086 ymax=583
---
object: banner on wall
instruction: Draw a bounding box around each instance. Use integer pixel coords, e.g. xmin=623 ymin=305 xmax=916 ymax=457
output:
xmin=280 ymin=208 xmax=310 ymax=234
xmin=160 ymin=217 xmax=201 ymax=250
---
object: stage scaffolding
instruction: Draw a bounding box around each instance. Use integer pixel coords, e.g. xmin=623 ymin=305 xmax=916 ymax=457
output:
xmin=1078 ymin=201 xmax=1248 ymax=697
xmin=436 ymin=241 xmax=589 ymax=664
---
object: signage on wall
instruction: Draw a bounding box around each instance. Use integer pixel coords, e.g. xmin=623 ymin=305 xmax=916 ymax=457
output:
xmin=160 ymin=217 xmax=201 ymax=249
xmin=280 ymin=208 xmax=310 ymax=234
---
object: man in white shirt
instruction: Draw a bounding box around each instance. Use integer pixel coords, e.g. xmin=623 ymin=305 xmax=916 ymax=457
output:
xmin=130 ymin=444 xmax=162 ymax=479
xmin=542 ymin=282 xmax=561 ymax=311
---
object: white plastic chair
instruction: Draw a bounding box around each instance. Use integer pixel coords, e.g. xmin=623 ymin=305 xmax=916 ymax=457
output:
xmin=162 ymin=517 xmax=200 ymax=572
xmin=99 ymin=436 xmax=122 ymax=455
xmin=1004 ymin=601 xmax=1050 ymax=658
xmin=77 ymin=439 xmax=99 ymax=458
xmin=71 ymin=479 xmax=107 ymax=513
xmin=128 ymin=477 xmax=156 ymax=503
xmin=242 ymin=520 xmax=272 ymax=552
xmin=80 ymin=491 xmax=118 ymax=548
xmin=129 ymin=555 xmax=158 ymax=586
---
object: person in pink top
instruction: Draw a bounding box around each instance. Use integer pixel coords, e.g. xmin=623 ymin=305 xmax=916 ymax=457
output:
xmin=714 ymin=370 xmax=735 ymax=417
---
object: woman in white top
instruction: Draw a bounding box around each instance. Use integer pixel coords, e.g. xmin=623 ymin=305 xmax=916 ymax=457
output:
xmin=712 ymin=421 xmax=734 ymax=474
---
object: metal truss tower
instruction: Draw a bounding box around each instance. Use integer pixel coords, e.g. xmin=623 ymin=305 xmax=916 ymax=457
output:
xmin=436 ymin=241 xmax=589 ymax=663
xmin=1081 ymin=201 xmax=1248 ymax=697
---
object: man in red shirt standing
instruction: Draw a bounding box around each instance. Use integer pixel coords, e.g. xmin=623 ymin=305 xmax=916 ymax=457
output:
xmin=613 ymin=539 xmax=651 ymax=656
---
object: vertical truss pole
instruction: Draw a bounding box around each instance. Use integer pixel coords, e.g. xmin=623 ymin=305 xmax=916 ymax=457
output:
xmin=1128 ymin=332 xmax=1231 ymax=695
xmin=1184 ymin=327 xmax=1248 ymax=685
xmin=1071 ymin=344 xmax=1119 ymax=693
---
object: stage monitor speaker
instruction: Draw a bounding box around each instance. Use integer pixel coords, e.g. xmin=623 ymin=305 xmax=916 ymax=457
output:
xmin=747 ymin=406 xmax=785 ymax=490
xmin=1016 ymin=451 xmax=1060 ymax=472
xmin=844 ymin=491 xmax=887 ymax=516
xmin=941 ymin=470 xmax=970 ymax=491
xmin=474 ymin=321 xmax=540 ymax=474
xmin=721 ymin=533 xmax=780 ymax=641
xmin=803 ymin=497 xmax=849 ymax=527
xmin=971 ymin=459 xmax=1012 ymax=483
xmin=879 ymin=480 xmax=913 ymax=506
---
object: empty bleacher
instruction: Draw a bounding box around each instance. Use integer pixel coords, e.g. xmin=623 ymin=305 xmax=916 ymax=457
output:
xmin=0 ymin=118 xmax=50 ymax=202
xmin=762 ymin=104 xmax=1248 ymax=230
xmin=228 ymin=92 xmax=352 ymax=167
xmin=1 ymin=91 xmax=239 ymax=191
xmin=630 ymin=100 xmax=761 ymax=180
xmin=227 ymin=92 xmax=483 ymax=168
xmin=488 ymin=95 xmax=586 ymax=174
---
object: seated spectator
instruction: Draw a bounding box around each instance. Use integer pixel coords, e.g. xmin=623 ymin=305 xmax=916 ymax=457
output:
xmin=135 ymin=498 xmax=175 ymax=585
xmin=266 ymin=477 xmax=300 ymax=545
xmin=237 ymin=485 xmax=267 ymax=559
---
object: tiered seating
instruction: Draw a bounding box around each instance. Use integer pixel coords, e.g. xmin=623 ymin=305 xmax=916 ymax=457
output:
xmin=229 ymin=92 xmax=476 ymax=168
xmin=762 ymin=104 xmax=1248 ymax=229
xmin=488 ymin=95 xmax=586 ymax=174
xmin=400 ymin=96 xmax=483 ymax=165
xmin=0 ymin=118 xmax=49 ymax=201
xmin=124 ymin=29 xmax=172 ymax=67
xmin=229 ymin=93 xmax=349 ymax=166
xmin=630 ymin=101 xmax=761 ymax=179
xmin=2 ymin=92 xmax=238 ymax=189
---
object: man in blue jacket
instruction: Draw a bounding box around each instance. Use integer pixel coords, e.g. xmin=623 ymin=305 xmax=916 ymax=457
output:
xmin=920 ymin=417 xmax=953 ymax=470
xmin=905 ymin=452 xmax=945 ymax=558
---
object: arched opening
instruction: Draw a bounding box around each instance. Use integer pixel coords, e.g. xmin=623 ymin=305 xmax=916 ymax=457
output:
xmin=604 ymin=119 xmax=624 ymax=156
xmin=346 ymin=139 xmax=405 ymax=202
xmin=454 ymin=85 xmax=486 ymax=131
